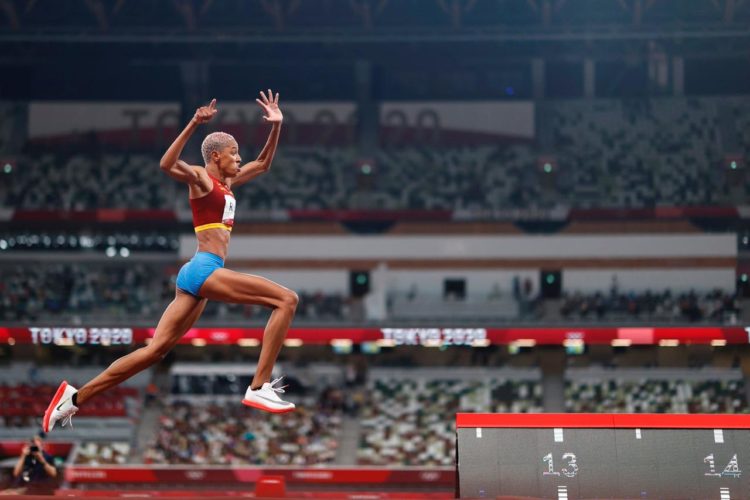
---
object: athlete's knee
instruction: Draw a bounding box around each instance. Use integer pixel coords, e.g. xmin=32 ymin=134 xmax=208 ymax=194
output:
xmin=279 ymin=289 xmax=299 ymax=311
xmin=145 ymin=342 xmax=172 ymax=362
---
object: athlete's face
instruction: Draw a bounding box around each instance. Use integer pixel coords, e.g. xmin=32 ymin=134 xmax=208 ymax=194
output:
xmin=216 ymin=141 xmax=241 ymax=177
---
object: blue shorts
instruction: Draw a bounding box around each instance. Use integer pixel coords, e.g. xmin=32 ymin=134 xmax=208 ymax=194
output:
xmin=176 ymin=252 xmax=224 ymax=297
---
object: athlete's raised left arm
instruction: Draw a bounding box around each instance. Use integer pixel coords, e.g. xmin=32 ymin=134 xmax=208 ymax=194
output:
xmin=231 ymin=89 xmax=283 ymax=188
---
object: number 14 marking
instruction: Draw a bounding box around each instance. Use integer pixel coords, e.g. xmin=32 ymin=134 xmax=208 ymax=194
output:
xmin=705 ymin=453 xmax=741 ymax=478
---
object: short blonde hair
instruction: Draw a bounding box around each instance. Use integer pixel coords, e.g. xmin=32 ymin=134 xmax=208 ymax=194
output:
xmin=201 ymin=132 xmax=237 ymax=165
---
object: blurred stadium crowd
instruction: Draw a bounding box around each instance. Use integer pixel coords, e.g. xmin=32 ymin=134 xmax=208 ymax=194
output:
xmin=3 ymin=98 xmax=749 ymax=211
xmin=0 ymin=262 xmax=739 ymax=324
xmin=1 ymin=365 xmax=746 ymax=468
xmin=0 ymin=263 xmax=350 ymax=323
xmin=1 ymin=0 xmax=749 ymax=486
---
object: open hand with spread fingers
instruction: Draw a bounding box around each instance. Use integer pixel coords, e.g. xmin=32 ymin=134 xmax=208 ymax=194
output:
xmin=193 ymin=98 xmax=218 ymax=124
xmin=256 ymin=89 xmax=283 ymax=123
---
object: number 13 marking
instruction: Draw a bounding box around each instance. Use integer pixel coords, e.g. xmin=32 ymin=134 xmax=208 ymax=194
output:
xmin=543 ymin=452 xmax=579 ymax=478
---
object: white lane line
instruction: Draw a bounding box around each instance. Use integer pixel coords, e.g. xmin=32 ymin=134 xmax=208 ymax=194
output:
xmin=554 ymin=428 xmax=564 ymax=443
xmin=714 ymin=429 xmax=724 ymax=444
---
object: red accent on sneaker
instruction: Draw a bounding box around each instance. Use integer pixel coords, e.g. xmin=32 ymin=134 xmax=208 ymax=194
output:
xmin=241 ymin=399 xmax=295 ymax=414
xmin=43 ymin=381 xmax=69 ymax=433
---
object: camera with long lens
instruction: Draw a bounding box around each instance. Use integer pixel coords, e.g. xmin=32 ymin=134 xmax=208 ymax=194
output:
xmin=21 ymin=442 xmax=40 ymax=483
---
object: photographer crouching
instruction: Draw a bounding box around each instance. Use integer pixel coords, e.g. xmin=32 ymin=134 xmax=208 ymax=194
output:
xmin=2 ymin=432 xmax=57 ymax=495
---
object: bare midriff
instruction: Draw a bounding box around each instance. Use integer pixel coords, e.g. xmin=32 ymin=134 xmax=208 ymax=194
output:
xmin=195 ymin=227 xmax=231 ymax=260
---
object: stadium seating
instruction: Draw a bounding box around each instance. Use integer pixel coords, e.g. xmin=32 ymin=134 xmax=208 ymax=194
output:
xmin=550 ymin=98 xmax=729 ymax=207
xmin=4 ymin=97 xmax=748 ymax=211
xmin=0 ymin=384 xmax=139 ymax=428
xmin=557 ymin=289 xmax=739 ymax=323
xmin=142 ymin=363 xmax=343 ymax=466
xmin=356 ymin=369 xmax=542 ymax=466
xmin=0 ymin=263 xmax=347 ymax=322
xmin=0 ymin=263 xmax=171 ymax=322
xmin=0 ymin=261 xmax=738 ymax=324
xmin=4 ymin=154 xmax=179 ymax=211
xmin=143 ymin=397 xmax=341 ymax=465
xmin=0 ymin=365 xmax=149 ymax=442
xmin=565 ymin=368 xmax=749 ymax=413
xmin=73 ymin=442 xmax=131 ymax=465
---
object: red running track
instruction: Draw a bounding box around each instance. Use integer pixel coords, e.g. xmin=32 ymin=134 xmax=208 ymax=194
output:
xmin=49 ymin=490 xmax=454 ymax=499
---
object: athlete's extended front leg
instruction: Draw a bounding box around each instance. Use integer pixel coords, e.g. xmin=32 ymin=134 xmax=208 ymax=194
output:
xmin=199 ymin=268 xmax=298 ymax=413
xmin=77 ymin=292 xmax=207 ymax=405
xmin=43 ymin=292 xmax=206 ymax=432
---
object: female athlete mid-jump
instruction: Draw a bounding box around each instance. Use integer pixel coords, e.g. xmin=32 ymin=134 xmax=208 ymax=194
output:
xmin=43 ymin=91 xmax=298 ymax=432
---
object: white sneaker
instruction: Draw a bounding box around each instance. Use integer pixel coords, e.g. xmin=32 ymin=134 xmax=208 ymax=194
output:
xmin=42 ymin=381 xmax=79 ymax=433
xmin=241 ymin=377 xmax=295 ymax=414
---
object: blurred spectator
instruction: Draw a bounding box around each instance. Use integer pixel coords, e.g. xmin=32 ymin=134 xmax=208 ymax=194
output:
xmin=0 ymin=263 xmax=348 ymax=322
xmin=566 ymin=378 xmax=749 ymax=414
xmin=145 ymin=382 xmax=160 ymax=406
xmin=143 ymin=399 xmax=340 ymax=466
xmin=0 ymin=263 xmax=739 ymax=324
xmin=557 ymin=289 xmax=739 ymax=323
xmin=6 ymin=432 xmax=57 ymax=495
xmin=0 ymin=263 xmax=169 ymax=322
xmin=357 ymin=377 xmax=542 ymax=466
xmin=4 ymin=95 xmax=750 ymax=213
xmin=73 ymin=442 xmax=130 ymax=466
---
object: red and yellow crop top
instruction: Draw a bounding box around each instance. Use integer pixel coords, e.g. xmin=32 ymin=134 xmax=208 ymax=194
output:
xmin=190 ymin=174 xmax=236 ymax=233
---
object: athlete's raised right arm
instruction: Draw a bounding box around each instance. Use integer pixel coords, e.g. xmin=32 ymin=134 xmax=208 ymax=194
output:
xmin=159 ymin=99 xmax=217 ymax=184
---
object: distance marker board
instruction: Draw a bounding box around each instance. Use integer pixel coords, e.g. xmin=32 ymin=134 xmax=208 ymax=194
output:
xmin=456 ymin=413 xmax=750 ymax=499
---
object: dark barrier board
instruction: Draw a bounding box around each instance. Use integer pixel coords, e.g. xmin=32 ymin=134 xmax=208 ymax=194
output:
xmin=456 ymin=414 xmax=750 ymax=499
